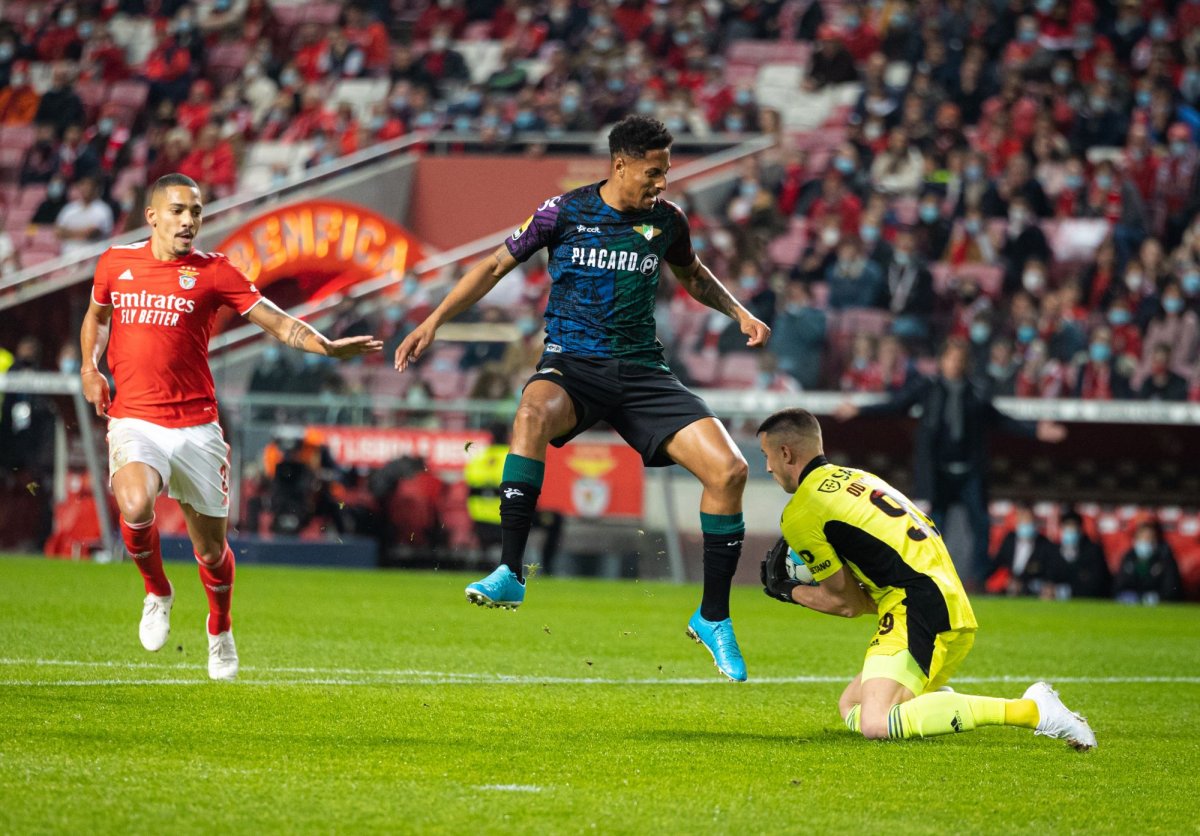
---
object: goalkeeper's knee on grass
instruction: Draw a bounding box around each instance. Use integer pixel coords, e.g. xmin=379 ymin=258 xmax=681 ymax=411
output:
xmin=847 ymin=693 xmax=1039 ymax=739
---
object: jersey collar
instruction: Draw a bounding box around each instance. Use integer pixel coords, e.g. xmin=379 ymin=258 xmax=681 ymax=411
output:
xmin=797 ymin=455 xmax=830 ymax=488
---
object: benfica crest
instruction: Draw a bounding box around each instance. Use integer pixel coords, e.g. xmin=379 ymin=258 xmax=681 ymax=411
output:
xmin=178 ymin=266 xmax=199 ymax=290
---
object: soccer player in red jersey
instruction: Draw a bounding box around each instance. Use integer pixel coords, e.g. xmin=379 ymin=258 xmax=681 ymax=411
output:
xmin=79 ymin=173 xmax=382 ymax=680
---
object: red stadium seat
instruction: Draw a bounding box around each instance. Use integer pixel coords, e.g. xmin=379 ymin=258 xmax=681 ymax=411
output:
xmin=0 ymin=124 xmax=37 ymax=150
xmin=17 ymin=185 xmax=45 ymax=211
xmin=107 ymin=80 xmax=149 ymax=111
xmin=207 ymin=41 xmax=252 ymax=87
xmin=716 ymin=353 xmax=760 ymax=389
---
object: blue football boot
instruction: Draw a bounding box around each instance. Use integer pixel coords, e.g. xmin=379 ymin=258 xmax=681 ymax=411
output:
xmin=465 ymin=565 xmax=525 ymax=610
xmin=686 ymin=607 xmax=747 ymax=682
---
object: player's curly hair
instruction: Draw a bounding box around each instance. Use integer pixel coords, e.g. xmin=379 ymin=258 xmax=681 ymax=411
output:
xmin=608 ymin=115 xmax=674 ymax=159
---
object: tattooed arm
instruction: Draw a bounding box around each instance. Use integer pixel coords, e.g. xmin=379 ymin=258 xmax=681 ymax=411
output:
xmin=670 ymin=256 xmax=771 ymax=348
xmin=245 ymin=299 xmax=383 ymax=360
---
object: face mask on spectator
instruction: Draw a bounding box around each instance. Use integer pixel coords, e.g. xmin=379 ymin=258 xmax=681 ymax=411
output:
xmin=891 ymin=12 xmax=909 ymax=27
xmin=864 ymin=123 xmax=883 ymax=141
xmin=893 ymin=250 xmax=910 ymax=266
xmin=1061 ymin=528 xmax=1080 ymax=547
xmin=1125 ymin=271 xmax=1143 ymax=291
xmin=1089 ymin=93 xmax=1108 ymax=110
xmin=739 ymin=275 xmax=759 ymax=292
xmin=59 ymin=356 xmax=80 ymax=374
xmin=1051 ymin=67 xmax=1071 ymax=86
xmin=970 ymin=322 xmax=991 ymax=344
xmin=430 ymin=35 xmax=449 ymax=51
xmin=281 ymin=69 xmax=300 ymax=87
xmin=739 ymin=181 xmax=758 ymax=198
xmin=1065 ymin=173 xmax=1083 ymax=190
xmin=1008 ymin=208 xmax=1028 ymax=229
xmin=785 ymin=302 xmax=804 ymax=315
xmin=0 ymin=43 xmax=12 ymax=61
xmin=1095 ymin=173 xmax=1113 ymax=191
xmin=1171 ymin=141 xmax=1190 ymax=157
xmin=1018 ymin=27 xmax=1037 ymax=43
xmin=1016 ymin=522 xmax=1035 ymax=540
xmin=735 ymin=89 xmax=753 ymax=107
xmin=860 ymin=224 xmax=879 ymax=244
xmin=562 ymin=94 xmax=579 ymax=113
xmin=263 ymin=345 xmax=282 ymax=364
xmin=965 ymin=218 xmax=981 ymax=235
xmin=1035 ymin=0 xmax=1055 ymax=12
xmin=636 ymin=98 xmax=655 ymax=115
xmin=1183 ymin=272 xmax=1200 ymax=294
xmin=1136 ymin=90 xmax=1152 ymax=108
xmin=453 ymin=114 xmax=471 ymax=132
xmin=1108 ymin=308 xmax=1131 ymax=326
xmin=727 ymin=117 xmax=745 ymax=132
xmin=48 ymin=181 xmax=65 ymax=200
xmin=1149 ymin=18 xmax=1170 ymax=39
xmin=98 ymin=118 xmax=114 ymax=135
xmin=834 ymin=156 xmax=855 ymax=174
xmin=1134 ymin=540 xmax=1154 ymax=560
xmin=1022 ymin=269 xmax=1045 ymax=293
xmin=852 ymin=356 xmax=869 ymax=370
xmin=514 ymin=110 xmax=537 ymax=129
xmin=821 ymin=228 xmax=840 ymax=247
xmin=965 ymin=163 xmax=983 ymax=181
xmin=919 ymin=204 xmax=939 ymax=223
xmin=1017 ymin=324 xmax=1036 ymax=343
xmin=1164 ymin=296 xmax=1185 ymax=314
xmin=59 ymin=9 xmax=77 ymax=26
xmin=692 ymin=235 xmax=706 ymax=250
xmin=665 ymin=117 xmax=685 ymax=133
xmin=1089 ymin=342 xmax=1110 ymax=363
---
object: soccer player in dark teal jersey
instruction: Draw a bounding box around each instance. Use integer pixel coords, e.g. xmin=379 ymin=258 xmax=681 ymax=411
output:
xmin=395 ymin=116 xmax=770 ymax=681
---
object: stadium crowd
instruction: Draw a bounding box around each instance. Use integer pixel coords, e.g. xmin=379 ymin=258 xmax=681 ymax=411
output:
xmin=0 ymin=1 xmax=1198 ymax=592
xmin=0 ymin=0 xmax=1197 ymax=398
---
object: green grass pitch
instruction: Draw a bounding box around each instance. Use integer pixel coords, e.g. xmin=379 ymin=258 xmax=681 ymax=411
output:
xmin=1 ymin=555 xmax=1197 ymax=834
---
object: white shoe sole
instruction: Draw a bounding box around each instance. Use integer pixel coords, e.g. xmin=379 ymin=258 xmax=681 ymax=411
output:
xmin=465 ymin=588 xmax=521 ymax=610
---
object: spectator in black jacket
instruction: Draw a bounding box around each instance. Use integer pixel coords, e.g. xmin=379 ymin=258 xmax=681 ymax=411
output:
xmin=33 ymin=63 xmax=85 ymax=135
xmin=990 ymin=505 xmax=1065 ymax=598
xmin=1001 ymin=195 xmax=1052 ymax=295
xmin=885 ymin=227 xmax=935 ymax=346
xmin=835 ymin=338 xmax=1067 ymax=584
xmin=1057 ymin=509 xmax=1111 ymax=600
xmin=1136 ymin=345 xmax=1189 ymax=401
xmin=1114 ymin=521 xmax=1182 ymax=605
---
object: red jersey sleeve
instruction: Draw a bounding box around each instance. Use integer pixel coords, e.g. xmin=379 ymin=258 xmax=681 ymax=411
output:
xmin=212 ymin=255 xmax=264 ymax=315
xmin=92 ymin=250 xmax=113 ymax=307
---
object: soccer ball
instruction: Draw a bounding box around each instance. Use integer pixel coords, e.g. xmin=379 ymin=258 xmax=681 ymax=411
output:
xmin=785 ymin=548 xmax=819 ymax=586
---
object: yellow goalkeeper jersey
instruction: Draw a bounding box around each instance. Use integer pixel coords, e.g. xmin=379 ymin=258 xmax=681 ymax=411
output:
xmin=779 ymin=456 xmax=977 ymax=634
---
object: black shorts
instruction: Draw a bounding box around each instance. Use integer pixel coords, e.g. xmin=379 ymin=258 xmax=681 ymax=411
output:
xmin=523 ymin=354 xmax=716 ymax=467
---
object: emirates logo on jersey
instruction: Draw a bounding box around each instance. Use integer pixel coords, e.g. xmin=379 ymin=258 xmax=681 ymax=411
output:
xmin=178 ymin=266 xmax=199 ymax=290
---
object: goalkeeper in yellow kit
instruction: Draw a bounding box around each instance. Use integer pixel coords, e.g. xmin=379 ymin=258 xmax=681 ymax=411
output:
xmin=756 ymin=408 xmax=1096 ymax=749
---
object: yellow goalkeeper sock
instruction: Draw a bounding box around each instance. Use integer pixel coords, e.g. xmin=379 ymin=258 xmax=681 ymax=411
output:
xmin=888 ymin=693 xmax=1039 ymax=739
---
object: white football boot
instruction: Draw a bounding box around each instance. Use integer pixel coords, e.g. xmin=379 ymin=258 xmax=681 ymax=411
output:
xmin=207 ymin=623 xmax=239 ymax=681
xmin=138 ymin=584 xmax=174 ymax=652
xmin=1024 ymin=681 xmax=1097 ymax=750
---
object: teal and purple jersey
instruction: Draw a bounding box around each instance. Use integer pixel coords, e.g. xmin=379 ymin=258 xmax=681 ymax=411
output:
xmin=505 ymin=181 xmax=696 ymax=369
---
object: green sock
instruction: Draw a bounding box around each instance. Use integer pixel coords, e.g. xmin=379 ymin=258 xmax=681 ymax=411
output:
xmin=502 ymin=453 xmax=544 ymax=488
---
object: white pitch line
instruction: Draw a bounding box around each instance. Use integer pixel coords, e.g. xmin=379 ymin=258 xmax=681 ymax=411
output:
xmin=0 ymin=659 xmax=1197 ymax=686
xmin=477 ymin=785 xmax=545 ymax=793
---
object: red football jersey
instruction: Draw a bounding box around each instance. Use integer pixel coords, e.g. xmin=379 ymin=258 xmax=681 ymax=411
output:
xmin=91 ymin=240 xmax=263 ymax=428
